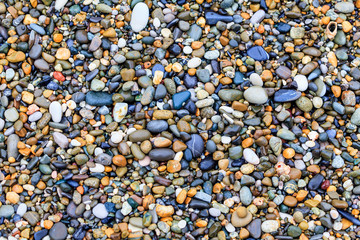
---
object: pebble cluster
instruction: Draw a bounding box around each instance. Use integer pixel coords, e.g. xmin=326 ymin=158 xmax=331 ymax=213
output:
xmin=1 ymin=0 xmax=360 ymax=239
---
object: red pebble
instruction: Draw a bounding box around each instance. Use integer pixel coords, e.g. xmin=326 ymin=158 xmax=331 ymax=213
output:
xmin=321 ymin=180 xmax=330 ymax=190
xmin=53 ymin=71 xmax=65 ymax=81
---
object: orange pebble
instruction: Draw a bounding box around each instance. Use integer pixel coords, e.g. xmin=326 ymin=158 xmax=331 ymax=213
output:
xmin=195 ymin=220 xmax=208 ymax=228
xmin=53 ymin=33 xmax=63 ymax=43
xmin=254 ymin=39 xmax=263 ymax=46
xmin=44 ymin=220 xmax=53 ymax=229
xmin=112 ymin=155 xmax=127 ymax=167
xmin=22 ymin=62 xmax=31 ymax=75
xmin=331 ymin=85 xmax=341 ymax=98
xmin=12 ymin=184 xmax=23 ymax=193
xmin=188 ymin=68 xmax=196 ymax=76
xmin=257 ymin=25 xmax=264 ymax=34
xmin=17 ymin=142 xmax=26 ymax=149
xmin=242 ymin=138 xmax=254 ymax=148
xmin=158 ymin=165 xmax=167 ymax=172
xmin=76 ymin=186 xmax=84 ymax=194
xmin=283 ymin=148 xmax=295 ymax=159
xmin=8 ymin=157 xmax=16 ymax=163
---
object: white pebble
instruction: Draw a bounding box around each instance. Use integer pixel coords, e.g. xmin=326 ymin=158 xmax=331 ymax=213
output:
xmin=187 ymin=57 xmax=202 ymax=68
xmin=330 ymin=209 xmax=339 ymax=219
xmin=225 ymin=223 xmax=235 ymax=233
xmin=16 ymin=203 xmax=27 ymax=216
xmin=49 ymin=101 xmax=62 ymax=123
xmin=178 ymin=220 xmax=187 ymax=229
xmin=183 ymin=46 xmax=193 ymax=54
xmin=221 ymin=136 xmax=231 ymax=144
xmin=118 ymin=38 xmax=126 ymax=48
xmin=153 ymin=18 xmax=161 ymax=28
xmin=92 ymin=203 xmax=108 ymax=219
xmin=161 ymin=28 xmax=171 ymax=38
xmin=243 ymin=148 xmax=260 ymax=165
xmin=130 ymin=3 xmax=149 ymax=32
xmin=249 ymin=73 xmax=263 ymax=86
xmin=90 ymin=163 xmax=105 ymax=173
xmin=294 ymin=74 xmax=308 ymax=91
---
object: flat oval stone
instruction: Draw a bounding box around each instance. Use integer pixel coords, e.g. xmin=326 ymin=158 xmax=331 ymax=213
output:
xmin=247 ymin=46 xmax=269 ymax=61
xmin=275 ymin=66 xmax=291 ymax=79
xmin=250 ymin=10 xmax=265 ymax=25
xmin=335 ymin=2 xmax=354 ymax=13
xmin=85 ymin=91 xmax=113 ymax=106
xmin=308 ymin=174 xmax=324 ymax=191
xmin=274 ymin=89 xmax=301 ymax=102
xmin=240 ymin=186 xmax=252 ymax=205
xmin=294 ymin=75 xmax=308 ymax=91
xmin=130 ymin=3 xmax=149 ymax=32
xmin=49 ymin=101 xmax=62 ymax=123
xmin=243 ymin=148 xmax=260 ymax=165
xmin=129 ymin=129 xmax=151 ymax=142
xmin=276 ymin=22 xmax=291 ymax=33
xmin=149 ymin=148 xmax=175 ymax=161
xmin=303 ymin=47 xmax=321 ymax=57
xmin=199 ymin=156 xmax=216 ymax=171
xmin=146 ymin=120 xmax=168 ymax=133
xmin=244 ymin=86 xmax=268 ymax=104
xmin=261 ymin=220 xmax=280 ymax=233
xmin=218 ymin=89 xmax=242 ymax=101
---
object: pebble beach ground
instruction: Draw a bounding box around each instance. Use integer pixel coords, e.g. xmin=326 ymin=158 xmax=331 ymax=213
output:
xmin=1 ymin=0 xmax=360 ymax=239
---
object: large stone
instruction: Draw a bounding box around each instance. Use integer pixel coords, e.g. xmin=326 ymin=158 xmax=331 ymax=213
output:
xmin=244 ymin=86 xmax=268 ymax=104
xmin=335 ymin=2 xmax=354 ymax=13
xmin=130 ymin=3 xmax=149 ymax=32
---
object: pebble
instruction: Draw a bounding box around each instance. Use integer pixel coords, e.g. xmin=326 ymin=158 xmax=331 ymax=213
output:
xmin=274 ymin=89 xmax=302 ymax=102
xmin=335 ymin=2 xmax=354 ymax=13
xmin=261 ymin=220 xmax=280 ymax=233
xmin=49 ymin=101 xmax=62 ymax=123
xmin=113 ymin=103 xmax=128 ymax=122
xmin=53 ymin=132 xmax=69 ymax=149
xmin=92 ymin=203 xmax=108 ymax=219
xmin=247 ymin=46 xmax=269 ymax=61
xmin=243 ymin=148 xmax=260 ymax=165
xmin=130 ymin=3 xmax=149 ymax=32
xmin=5 ymin=107 xmax=19 ymax=122
xmin=244 ymin=86 xmax=268 ymax=104
xmin=294 ymin=75 xmax=308 ymax=91
xmin=49 ymin=222 xmax=67 ymax=240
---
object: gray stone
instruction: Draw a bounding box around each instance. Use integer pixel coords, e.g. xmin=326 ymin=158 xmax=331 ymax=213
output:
xmin=188 ymin=24 xmax=202 ymax=40
xmin=23 ymin=211 xmax=40 ymax=226
xmin=335 ymin=2 xmax=354 ymax=13
xmin=53 ymin=132 xmax=69 ymax=149
xmin=49 ymin=222 xmax=68 ymax=240
xmin=243 ymin=86 xmax=268 ymax=104
xmin=0 ymin=205 xmax=14 ymax=218
xmin=218 ymin=89 xmax=242 ymax=101
xmin=240 ymin=186 xmax=252 ymax=205
xmin=7 ymin=134 xmax=19 ymax=159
